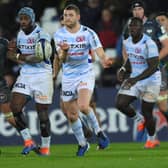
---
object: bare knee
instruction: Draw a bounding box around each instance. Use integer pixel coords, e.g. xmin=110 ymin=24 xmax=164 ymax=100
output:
xmin=67 ymin=111 xmax=78 ymax=122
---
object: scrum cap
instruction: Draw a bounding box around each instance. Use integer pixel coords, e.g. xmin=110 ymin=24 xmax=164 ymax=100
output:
xmin=131 ymin=0 xmax=145 ymax=10
xmin=18 ymin=7 xmax=35 ymax=23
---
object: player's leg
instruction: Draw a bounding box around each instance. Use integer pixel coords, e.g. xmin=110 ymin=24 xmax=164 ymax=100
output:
xmin=142 ymin=84 xmax=160 ymax=149
xmin=60 ymin=98 xmax=93 ymax=139
xmin=0 ymin=80 xmax=16 ymax=127
xmin=11 ymin=75 xmax=37 ymax=155
xmin=158 ymin=94 xmax=168 ymax=121
xmin=89 ymin=87 xmax=101 ymax=126
xmin=78 ymin=88 xmax=109 ymax=149
xmin=116 ymin=93 xmax=143 ymax=121
xmin=1 ymin=103 xmax=16 ymax=127
xmin=36 ymin=103 xmax=51 ymax=156
xmin=142 ymin=100 xmax=159 ymax=148
xmin=33 ymin=73 xmax=53 ymax=156
xmin=116 ymin=90 xmax=145 ymax=141
xmin=63 ymin=100 xmax=89 ymax=156
xmin=11 ymin=92 xmax=36 ymax=154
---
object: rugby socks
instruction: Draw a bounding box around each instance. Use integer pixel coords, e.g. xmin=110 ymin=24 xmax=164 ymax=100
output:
xmin=132 ymin=113 xmax=144 ymax=123
xmin=20 ymin=128 xmax=32 ymax=141
xmin=41 ymin=136 xmax=51 ymax=148
xmin=86 ymin=108 xmax=101 ymax=135
xmin=71 ymin=118 xmax=87 ymax=147
xmin=147 ymin=133 xmax=156 ymax=141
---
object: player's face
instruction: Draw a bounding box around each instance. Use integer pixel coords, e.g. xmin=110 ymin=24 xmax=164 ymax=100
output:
xmin=19 ymin=14 xmax=32 ymax=31
xmin=132 ymin=7 xmax=144 ymax=19
xmin=156 ymin=15 xmax=168 ymax=29
xmin=63 ymin=9 xmax=80 ymax=28
xmin=129 ymin=20 xmax=143 ymax=39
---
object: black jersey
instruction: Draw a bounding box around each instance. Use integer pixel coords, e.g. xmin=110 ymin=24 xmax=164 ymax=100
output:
xmin=0 ymin=37 xmax=8 ymax=79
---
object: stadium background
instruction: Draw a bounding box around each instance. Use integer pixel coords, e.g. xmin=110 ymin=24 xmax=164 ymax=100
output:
xmin=0 ymin=0 xmax=168 ymax=145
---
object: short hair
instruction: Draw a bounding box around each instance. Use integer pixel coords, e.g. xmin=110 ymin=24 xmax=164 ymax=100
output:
xmin=129 ymin=17 xmax=143 ymax=26
xmin=64 ymin=4 xmax=80 ymax=14
xmin=156 ymin=11 xmax=168 ymax=18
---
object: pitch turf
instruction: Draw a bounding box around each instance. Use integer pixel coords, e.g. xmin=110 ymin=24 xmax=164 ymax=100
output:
xmin=0 ymin=142 xmax=168 ymax=168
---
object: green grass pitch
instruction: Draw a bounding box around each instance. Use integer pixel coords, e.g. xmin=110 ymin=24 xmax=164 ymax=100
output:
xmin=0 ymin=142 xmax=168 ymax=168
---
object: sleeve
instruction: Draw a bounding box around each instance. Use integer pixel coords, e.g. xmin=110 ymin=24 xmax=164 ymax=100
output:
xmin=53 ymin=32 xmax=62 ymax=52
xmin=88 ymin=28 xmax=102 ymax=50
xmin=146 ymin=39 xmax=159 ymax=58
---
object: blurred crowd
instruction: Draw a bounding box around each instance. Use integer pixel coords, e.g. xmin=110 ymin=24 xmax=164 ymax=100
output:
xmin=0 ymin=0 xmax=168 ymax=88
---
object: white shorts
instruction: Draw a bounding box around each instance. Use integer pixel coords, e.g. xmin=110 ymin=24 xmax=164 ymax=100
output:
xmin=119 ymin=81 xmax=160 ymax=103
xmin=12 ymin=72 xmax=53 ymax=104
xmin=62 ymin=69 xmax=95 ymax=102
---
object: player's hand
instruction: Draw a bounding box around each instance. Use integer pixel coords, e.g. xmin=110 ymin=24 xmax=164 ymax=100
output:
xmin=8 ymin=40 xmax=17 ymax=52
xmin=57 ymin=41 xmax=70 ymax=51
xmin=121 ymin=78 xmax=137 ymax=90
xmin=101 ymin=57 xmax=114 ymax=68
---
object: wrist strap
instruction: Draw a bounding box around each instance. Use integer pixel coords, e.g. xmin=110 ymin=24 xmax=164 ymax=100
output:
xmin=120 ymin=66 xmax=126 ymax=72
xmin=16 ymin=53 xmax=20 ymax=60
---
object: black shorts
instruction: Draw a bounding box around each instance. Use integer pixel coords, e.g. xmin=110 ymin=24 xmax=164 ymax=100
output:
xmin=0 ymin=79 xmax=11 ymax=104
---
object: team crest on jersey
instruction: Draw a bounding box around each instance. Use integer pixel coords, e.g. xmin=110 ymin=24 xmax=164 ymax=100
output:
xmin=76 ymin=36 xmax=85 ymax=42
xmin=135 ymin=48 xmax=141 ymax=53
xmin=146 ymin=29 xmax=152 ymax=34
xmin=27 ymin=38 xmax=35 ymax=44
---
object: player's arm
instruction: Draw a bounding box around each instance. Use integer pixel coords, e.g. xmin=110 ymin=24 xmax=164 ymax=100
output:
xmin=57 ymin=42 xmax=69 ymax=62
xmin=94 ymin=47 xmax=114 ymax=68
xmin=90 ymin=50 xmax=96 ymax=62
xmin=122 ymin=44 xmax=128 ymax=62
xmin=122 ymin=57 xmax=159 ymax=90
xmin=7 ymin=40 xmax=41 ymax=63
xmin=133 ymin=56 xmax=159 ymax=82
xmin=159 ymin=37 xmax=168 ymax=60
xmin=117 ymin=57 xmax=131 ymax=82
xmin=53 ymin=53 xmax=61 ymax=81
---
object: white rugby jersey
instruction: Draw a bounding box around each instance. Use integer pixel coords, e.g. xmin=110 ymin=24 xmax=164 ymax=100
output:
xmin=53 ymin=25 xmax=102 ymax=78
xmin=17 ymin=24 xmax=52 ymax=74
xmin=123 ymin=33 xmax=160 ymax=83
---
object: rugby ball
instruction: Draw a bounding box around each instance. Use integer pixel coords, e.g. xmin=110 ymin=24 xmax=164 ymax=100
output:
xmin=35 ymin=39 xmax=52 ymax=61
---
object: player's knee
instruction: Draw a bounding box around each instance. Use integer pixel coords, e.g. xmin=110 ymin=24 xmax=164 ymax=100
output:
xmin=116 ymin=99 xmax=124 ymax=111
xmin=68 ymin=112 xmax=78 ymax=122
xmin=79 ymin=104 xmax=89 ymax=113
xmin=10 ymin=103 xmax=22 ymax=113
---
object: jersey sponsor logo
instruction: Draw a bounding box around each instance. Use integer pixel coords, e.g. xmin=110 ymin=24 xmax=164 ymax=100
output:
xmin=18 ymin=44 xmax=35 ymax=50
xmin=62 ymin=91 xmax=74 ymax=96
xmin=0 ymin=93 xmax=7 ymax=103
xmin=135 ymin=48 xmax=141 ymax=53
xmin=131 ymin=61 xmax=145 ymax=64
xmin=68 ymin=52 xmax=84 ymax=56
xmin=70 ymin=43 xmax=86 ymax=49
xmin=14 ymin=83 xmax=26 ymax=89
xmin=27 ymin=38 xmax=35 ymax=44
xmin=76 ymin=36 xmax=85 ymax=42
xmin=129 ymin=53 xmax=144 ymax=59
